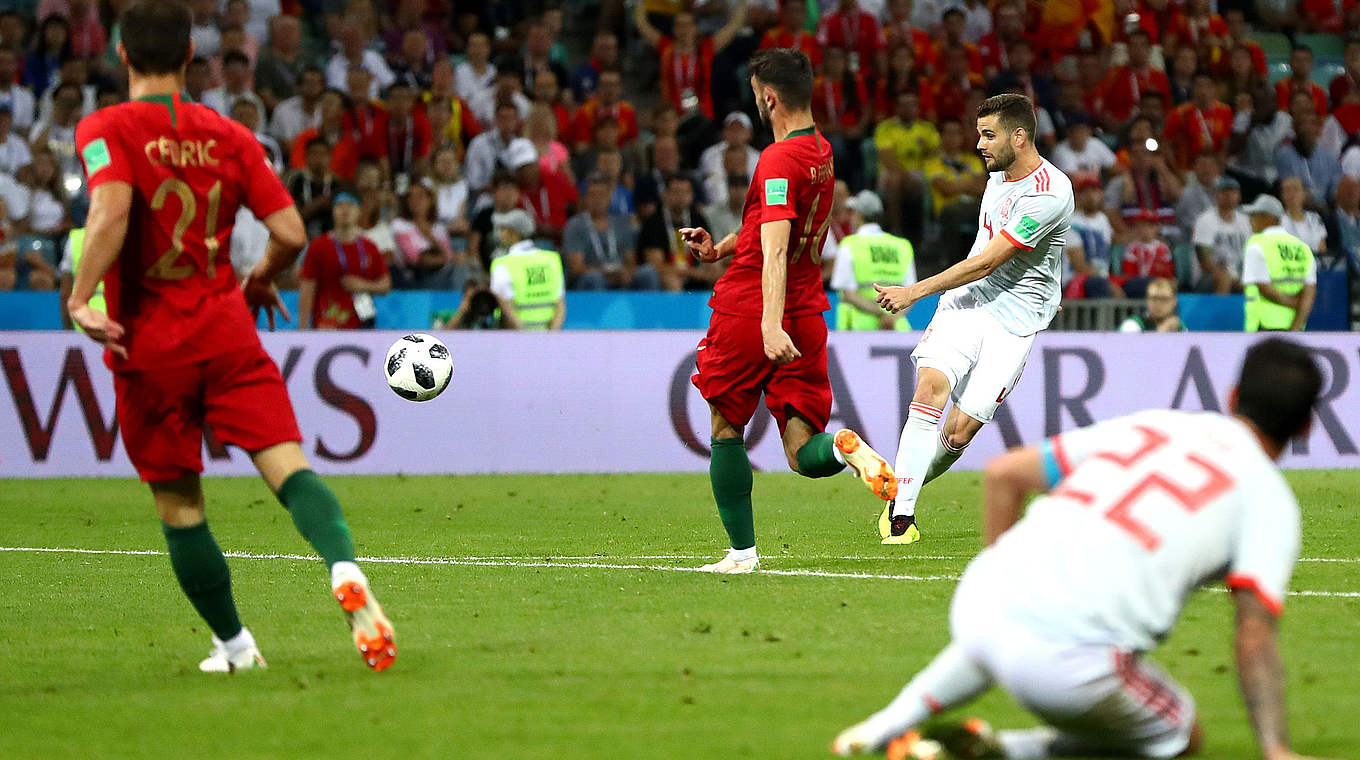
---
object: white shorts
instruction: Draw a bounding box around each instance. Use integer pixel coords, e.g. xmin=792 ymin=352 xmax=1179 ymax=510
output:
xmin=910 ymin=306 xmax=1035 ymax=423
xmin=949 ymin=566 xmax=1196 ymax=759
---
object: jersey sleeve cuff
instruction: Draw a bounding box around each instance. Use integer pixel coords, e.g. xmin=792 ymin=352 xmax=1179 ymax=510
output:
xmin=1226 ymin=573 xmax=1284 ymax=616
xmin=1000 ymin=229 xmax=1034 ymax=251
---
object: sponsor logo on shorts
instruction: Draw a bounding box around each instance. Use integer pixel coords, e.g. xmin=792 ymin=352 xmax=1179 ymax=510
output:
xmin=764 ymin=178 xmax=789 ymax=206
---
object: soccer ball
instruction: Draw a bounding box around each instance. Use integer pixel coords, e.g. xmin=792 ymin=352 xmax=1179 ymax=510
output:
xmin=384 ymin=334 xmax=453 ymax=402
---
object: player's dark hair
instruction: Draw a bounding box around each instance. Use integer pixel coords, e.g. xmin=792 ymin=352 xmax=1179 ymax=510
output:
xmin=977 ymin=93 xmax=1037 ymax=140
xmin=120 ymin=1 xmax=192 ymax=76
xmin=748 ymin=48 xmax=814 ymax=111
xmin=1235 ymin=338 xmax=1322 ymax=444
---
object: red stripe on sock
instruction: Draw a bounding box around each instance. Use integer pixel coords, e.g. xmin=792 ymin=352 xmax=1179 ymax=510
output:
xmin=909 ymin=403 xmax=942 ymax=420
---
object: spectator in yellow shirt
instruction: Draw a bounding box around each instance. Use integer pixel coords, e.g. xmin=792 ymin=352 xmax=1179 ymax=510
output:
xmin=922 ymin=118 xmax=987 ymax=272
xmin=874 ymin=90 xmax=937 ymax=242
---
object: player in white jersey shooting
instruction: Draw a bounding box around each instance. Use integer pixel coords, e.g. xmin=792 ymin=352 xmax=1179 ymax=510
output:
xmin=833 ymin=338 xmax=1333 ymax=760
xmin=873 ymin=93 xmax=1073 ymax=544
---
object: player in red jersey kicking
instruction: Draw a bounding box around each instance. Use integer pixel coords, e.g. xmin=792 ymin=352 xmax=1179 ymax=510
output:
xmin=68 ymin=1 xmax=393 ymax=673
xmin=681 ymin=49 xmax=895 ymax=574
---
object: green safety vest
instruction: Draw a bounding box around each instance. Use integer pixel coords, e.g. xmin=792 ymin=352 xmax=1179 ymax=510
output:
xmin=489 ymin=249 xmax=564 ymax=330
xmin=67 ymin=228 xmax=106 ymax=333
xmin=1244 ymin=230 xmax=1313 ymax=332
xmin=836 ymin=231 xmax=915 ymax=331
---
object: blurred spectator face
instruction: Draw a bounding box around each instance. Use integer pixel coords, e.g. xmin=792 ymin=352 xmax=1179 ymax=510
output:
xmin=585 ymin=181 xmax=611 ymax=216
xmin=824 ymin=47 xmax=847 ymax=79
xmin=225 ymin=0 xmax=249 ymax=29
xmin=402 ymin=30 xmax=428 ymax=65
xmin=1288 ymin=90 xmax=1314 ymax=123
xmin=533 ymin=68 xmax=560 ymax=104
xmin=887 ymin=0 xmax=911 ymax=21
xmin=1192 ymin=74 xmax=1216 ymax=107
xmin=186 ymin=60 xmax=211 ymax=95
xmin=525 ymin=105 xmax=557 ymax=142
xmin=54 ymin=87 xmax=82 ymax=121
xmin=0 ymin=48 xmax=17 ymax=85
xmin=942 ymin=11 xmax=966 ymax=41
xmin=232 ymin=99 xmax=261 ymax=132
xmin=653 ymin=106 xmax=679 ymax=138
xmin=271 ymin=16 xmax=301 ymax=54
xmin=347 ymin=68 xmax=374 ymax=100
xmin=723 ymin=118 xmax=751 ymax=148
xmin=467 ymin=33 xmax=490 ymax=66
xmin=494 ymin=104 xmax=520 ymax=138
xmin=355 ymin=161 xmax=382 ymax=192
xmin=1172 ymin=46 xmax=1197 ymax=79
xmin=1192 ymin=153 xmax=1219 ymax=187
xmin=996 ymin=3 xmax=1023 ymax=37
xmin=300 ymin=70 xmax=326 ymax=100
xmin=1337 ymin=176 xmax=1360 ymax=213
xmin=596 ymin=150 xmax=622 ymax=181
xmin=1224 ymin=9 xmax=1247 ymax=39
xmin=496 ymin=70 xmax=523 ymax=99
xmin=225 ymin=57 xmax=251 ymax=90
xmin=1230 ymin=46 xmax=1253 ymax=79
xmin=1078 ymin=184 xmax=1103 ymax=213
xmin=1281 ymin=176 xmax=1305 ymax=210
xmin=388 ymin=85 xmax=416 ymax=118
xmin=1128 ymin=33 xmax=1151 ymax=68
xmin=433 ymin=148 xmax=459 ymax=182
xmin=431 ymin=59 xmax=455 ymax=94
xmin=1289 ymin=48 xmax=1313 ymax=79
xmin=781 ymin=0 xmax=806 ymax=30
xmin=1216 ymin=182 xmax=1240 ymax=212
xmin=1145 ymin=279 xmax=1177 ymax=321
xmin=319 ymin=91 xmax=346 ymax=124
xmin=306 ymin=141 xmax=331 ymax=174
xmin=31 ymin=151 xmax=56 ymax=185
xmin=527 ymin=23 xmax=551 ymax=57
xmin=221 ymin=26 xmax=247 ymax=55
xmin=0 ymin=14 xmax=25 ymax=50
xmin=40 ymin=16 xmax=67 ymax=54
xmin=1078 ymin=52 xmax=1104 ymax=87
xmin=1068 ymin=121 xmax=1091 ymax=149
xmin=333 ymin=199 xmax=361 ymax=229
xmin=1295 ymin=110 xmax=1321 ymax=143
xmin=59 ymin=57 xmax=87 ymax=87
xmin=593 ymin=118 xmax=621 ymax=149
xmin=1057 ymin=80 xmax=1083 ymax=110
xmin=665 ymin=176 xmax=693 ymax=212
xmin=654 ymin=137 xmax=680 ymax=173
xmin=1128 ymin=143 xmax=1153 ymax=172
xmin=591 ymin=33 xmax=619 ymax=67
xmin=597 ymin=71 xmax=622 ymax=105
xmin=1135 ymin=217 xmax=1159 ymax=242
xmin=888 ymin=45 xmax=916 ymax=77
xmin=405 ymin=184 xmax=434 ymax=221
xmin=673 ymin=13 xmax=697 ymax=47
xmin=493 ymin=178 xmax=520 ymax=211
xmin=939 ymin=120 xmax=964 ymax=153
xmin=895 ymin=92 xmax=920 ymax=123
xmin=1139 ymin=92 xmax=1163 ymax=124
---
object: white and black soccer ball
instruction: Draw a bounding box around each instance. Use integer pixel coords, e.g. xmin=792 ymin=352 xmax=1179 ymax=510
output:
xmin=384 ymin=334 xmax=453 ymax=402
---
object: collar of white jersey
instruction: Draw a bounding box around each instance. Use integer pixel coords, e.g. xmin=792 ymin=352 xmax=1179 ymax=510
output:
xmin=508 ymin=239 xmax=538 ymax=256
xmin=1262 ymin=225 xmax=1288 ymax=235
xmin=855 ymin=222 xmax=883 ymax=236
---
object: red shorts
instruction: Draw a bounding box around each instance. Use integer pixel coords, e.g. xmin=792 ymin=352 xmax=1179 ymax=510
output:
xmin=691 ymin=312 xmax=832 ymax=434
xmin=114 ymin=346 xmax=302 ymax=482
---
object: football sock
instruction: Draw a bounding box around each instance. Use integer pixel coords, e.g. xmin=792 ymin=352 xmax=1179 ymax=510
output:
xmin=710 ymin=437 xmax=755 ymax=551
xmin=221 ymin=627 xmax=257 ymax=658
xmin=277 ymin=469 xmax=356 ymax=568
xmin=923 ymin=428 xmax=967 ymax=485
xmin=162 ymin=521 xmax=243 ymax=641
xmin=859 ymin=642 xmax=993 ymax=744
xmin=892 ymin=403 xmax=943 ymax=518
xmin=795 ymin=432 xmax=847 ymax=478
xmin=996 ymin=728 xmax=1061 ymax=759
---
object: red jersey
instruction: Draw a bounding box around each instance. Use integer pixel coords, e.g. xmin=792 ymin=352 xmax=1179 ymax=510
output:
xmin=812 ymin=74 xmax=871 ymax=131
xmin=1122 ymin=240 xmax=1174 ymax=279
xmin=818 ymin=12 xmax=883 ymax=74
xmin=1100 ymin=66 xmax=1171 ymax=124
xmin=75 ymin=93 xmax=294 ymax=371
xmin=758 ymin=28 xmax=821 ymax=68
xmin=299 ymin=233 xmax=388 ymax=329
xmin=1276 ymin=78 xmax=1329 ymax=116
xmin=880 ymin=23 xmax=935 ymax=73
xmin=572 ymin=97 xmax=639 ymax=146
xmin=659 ymin=36 xmax=716 ymax=119
xmin=288 ymin=126 xmax=361 ymax=181
xmin=1164 ymin=101 xmax=1233 ymax=167
xmin=709 ymin=127 xmax=833 ymax=318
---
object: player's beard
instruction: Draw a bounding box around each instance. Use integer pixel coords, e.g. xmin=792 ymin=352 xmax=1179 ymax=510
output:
xmin=984 ymin=143 xmax=1016 ymax=173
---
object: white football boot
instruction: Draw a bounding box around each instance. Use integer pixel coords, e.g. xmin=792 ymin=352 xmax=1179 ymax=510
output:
xmin=198 ymin=629 xmax=267 ymax=673
xmin=697 ymin=548 xmax=760 ymax=574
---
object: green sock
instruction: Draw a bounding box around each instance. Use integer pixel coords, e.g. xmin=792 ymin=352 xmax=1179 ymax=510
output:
xmin=162 ymin=521 xmax=243 ymax=641
xmin=277 ymin=469 xmax=356 ymax=567
xmin=710 ymin=437 xmax=755 ymax=550
xmin=796 ymin=432 xmax=847 ymax=478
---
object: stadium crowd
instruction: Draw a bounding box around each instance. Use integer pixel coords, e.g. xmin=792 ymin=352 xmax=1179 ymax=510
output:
xmin=0 ymin=0 xmax=1357 ymax=329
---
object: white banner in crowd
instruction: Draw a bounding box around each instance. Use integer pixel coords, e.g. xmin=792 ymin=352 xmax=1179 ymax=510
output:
xmin=2 ymin=331 xmax=1359 ymax=478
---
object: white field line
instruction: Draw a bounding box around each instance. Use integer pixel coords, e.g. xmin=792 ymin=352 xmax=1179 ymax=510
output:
xmin=1 ymin=546 xmax=1357 ymax=599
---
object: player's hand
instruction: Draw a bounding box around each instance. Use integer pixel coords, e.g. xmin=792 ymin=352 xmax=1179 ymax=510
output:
xmin=874 ymin=284 xmax=919 ymax=315
xmin=242 ymin=268 xmax=292 ymax=331
xmin=761 ymin=325 xmax=801 ymax=365
xmin=679 ymin=227 xmax=718 ymax=262
xmin=69 ymin=302 xmax=128 ymax=359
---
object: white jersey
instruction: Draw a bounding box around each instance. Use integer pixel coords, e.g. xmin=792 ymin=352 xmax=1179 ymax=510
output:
xmin=938 ymin=158 xmax=1073 ymax=337
xmin=965 ymin=409 xmax=1299 ymax=652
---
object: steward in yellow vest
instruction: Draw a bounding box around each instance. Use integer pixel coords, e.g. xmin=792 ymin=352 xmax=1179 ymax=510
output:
xmin=61 ymin=228 xmax=106 ymax=333
xmin=488 ymin=209 xmax=566 ymax=330
xmin=1240 ymin=195 xmax=1315 ymax=332
xmin=831 ymin=191 xmax=916 ymax=330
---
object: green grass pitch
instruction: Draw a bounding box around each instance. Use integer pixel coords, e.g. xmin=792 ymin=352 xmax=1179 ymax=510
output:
xmin=2 ymin=472 xmax=1357 ymax=759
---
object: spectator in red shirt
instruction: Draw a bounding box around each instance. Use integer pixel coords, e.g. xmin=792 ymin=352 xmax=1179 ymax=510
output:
xmin=1221 ymin=9 xmax=1268 ymax=78
xmin=1329 ymin=39 xmax=1360 ymax=110
xmin=1165 ymin=0 xmax=1227 ymax=54
xmin=423 ymin=58 xmax=482 ymax=159
xmin=875 ymin=44 xmax=935 ymax=121
xmin=299 ymin=193 xmax=391 ymax=330
xmin=508 ymin=139 xmax=578 ymax=244
xmin=572 ymin=68 xmax=638 ymax=151
xmin=878 ymin=0 xmax=934 ymax=75
xmin=290 ymin=88 xmax=362 ymax=181
xmin=1099 ymin=30 xmax=1170 ymax=130
xmin=1300 ymin=0 xmax=1359 ymax=34
xmin=813 ymin=46 xmax=871 ymax=190
xmin=818 ymin=0 xmax=882 ymax=76
xmin=988 ymin=38 xmax=1057 ymax=115
xmin=978 ymin=0 xmax=1032 ymax=82
xmin=1221 ymin=44 xmax=1268 ymax=110
xmin=634 ymin=0 xmax=747 ymax=121
xmin=1276 ymin=45 xmax=1329 ymax=116
xmin=1164 ymin=70 xmax=1233 ymax=171
xmin=530 ymin=66 xmax=573 ymax=141
xmin=379 ymin=81 xmax=432 ymax=181
xmin=931 ymin=46 xmax=983 ymax=122
xmin=932 ymin=8 xmax=983 ymax=80
xmin=758 ymin=0 xmax=820 ymax=69
xmin=1122 ymin=211 xmax=1175 ymax=293
xmin=346 ymin=67 xmax=388 ymax=161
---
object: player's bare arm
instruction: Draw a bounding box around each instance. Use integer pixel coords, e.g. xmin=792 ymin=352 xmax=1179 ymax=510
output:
xmin=243 ymin=206 xmax=306 ymax=330
xmin=876 ymin=233 xmax=1024 ymax=314
xmin=68 ymin=181 xmax=133 ymax=358
xmin=760 ymin=219 xmax=799 ymax=365
xmin=1233 ymin=591 xmax=1331 ymax=760
xmin=981 ymin=446 xmax=1046 ymax=545
xmin=680 ymin=227 xmax=738 ymax=263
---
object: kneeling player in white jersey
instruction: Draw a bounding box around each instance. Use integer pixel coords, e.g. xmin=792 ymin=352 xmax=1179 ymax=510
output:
xmin=874 ymin=93 xmax=1073 ymax=544
xmin=834 ymin=338 xmax=1332 ymax=760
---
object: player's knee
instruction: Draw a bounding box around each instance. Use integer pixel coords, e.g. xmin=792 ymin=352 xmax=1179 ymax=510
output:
xmin=943 ymin=427 xmax=975 ymax=451
xmin=913 ymin=371 xmax=951 ymax=407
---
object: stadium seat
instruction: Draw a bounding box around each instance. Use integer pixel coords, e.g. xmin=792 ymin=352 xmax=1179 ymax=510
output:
xmin=1248 ymin=31 xmax=1293 ymax=59
xmin=1295 ymin=33 xmax=1346 ymax=59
